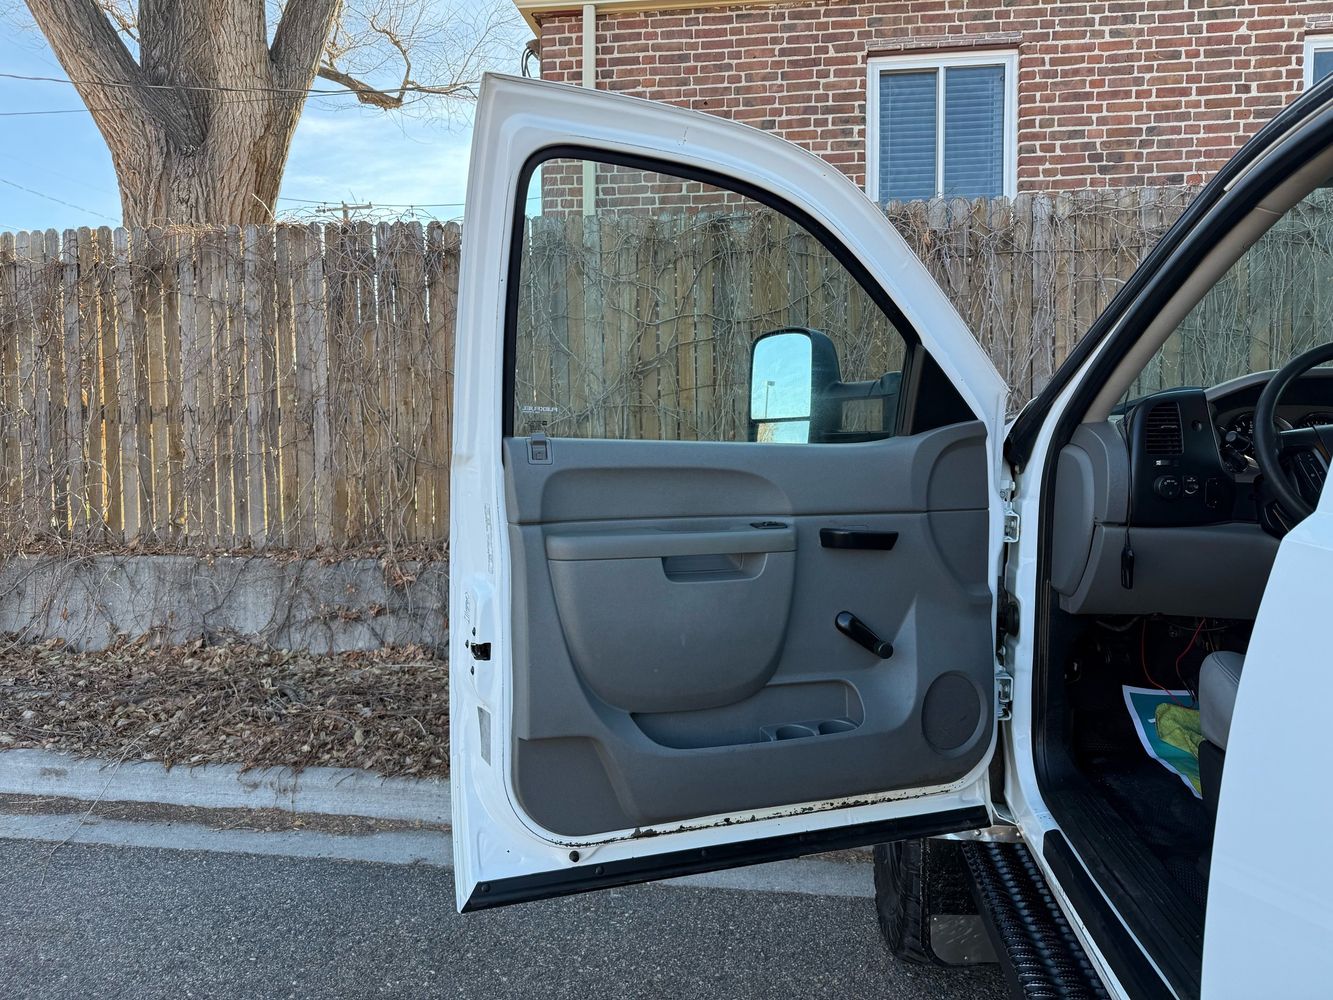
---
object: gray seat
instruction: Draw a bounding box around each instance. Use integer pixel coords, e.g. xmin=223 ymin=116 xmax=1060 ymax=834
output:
xmin=1200 ymin=651 xmax=1244 ymax=750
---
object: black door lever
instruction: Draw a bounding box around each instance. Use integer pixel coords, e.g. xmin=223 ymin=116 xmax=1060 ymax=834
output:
xmin=835 ymin=611 xmax=894 ymax=659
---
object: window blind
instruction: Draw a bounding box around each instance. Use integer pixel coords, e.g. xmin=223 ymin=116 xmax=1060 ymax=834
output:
xmin=942 ymin=65 xmax=1005 ymax=198
xmin=878 ymin=70 xmax=937 ymax=202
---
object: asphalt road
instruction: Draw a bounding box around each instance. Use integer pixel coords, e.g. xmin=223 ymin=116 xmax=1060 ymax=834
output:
xmin=0 ymin=839 xmax=1008 ymax=1000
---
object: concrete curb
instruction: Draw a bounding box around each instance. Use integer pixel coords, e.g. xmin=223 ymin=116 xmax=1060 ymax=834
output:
xmin=0 ymin=750 xmax=450 ymax=826
xmin=0 ymin=810 xmax=452 ymax=868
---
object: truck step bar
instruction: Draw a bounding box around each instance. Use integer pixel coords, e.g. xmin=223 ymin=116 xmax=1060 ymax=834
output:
xmin=961 ymin=841 xmax=1110 ymax=1000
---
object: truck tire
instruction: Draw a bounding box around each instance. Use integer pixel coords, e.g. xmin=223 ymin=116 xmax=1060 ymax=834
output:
xmin=872 ymin=838 xmax=976 ymax=966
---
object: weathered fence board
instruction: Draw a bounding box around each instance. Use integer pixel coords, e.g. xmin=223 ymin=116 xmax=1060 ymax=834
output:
xmin=1 ymin=187 xmax=1277 ymax=551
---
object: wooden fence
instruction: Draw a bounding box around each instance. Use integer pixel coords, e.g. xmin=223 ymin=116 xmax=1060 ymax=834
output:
xmin=0 ymin=222 xmax=457 ymax=550
xmin=2 ymin=187 xmax=1261 ymax=551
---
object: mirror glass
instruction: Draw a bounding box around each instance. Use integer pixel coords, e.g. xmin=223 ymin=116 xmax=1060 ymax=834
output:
xmin=750 ymin=332 xmax=813 ymax=443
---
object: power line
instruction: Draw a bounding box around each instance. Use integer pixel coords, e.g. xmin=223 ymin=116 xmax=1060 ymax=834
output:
xmin=0 ymin=150 xmax=119 ymax=198
xmin=0 ymin=70 xmax=351 ymax=97
xmin=0 ymin=70 xmax=473 ymax=100
xmin=0 ymin=177 xmax=118 ymax=223
xmin=0 ymin=87 xmax=442 ymax=118
xmin=277 ymin=195 xmax=466 ymax=208
xmin=276 ymin=194 xmax=544 ymax=209
xmin=0 ymin=108 xmax=110 ymax=117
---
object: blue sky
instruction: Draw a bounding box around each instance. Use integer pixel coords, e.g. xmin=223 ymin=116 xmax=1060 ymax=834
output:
xmin=0 ymin=12 xmax=532 ymax=232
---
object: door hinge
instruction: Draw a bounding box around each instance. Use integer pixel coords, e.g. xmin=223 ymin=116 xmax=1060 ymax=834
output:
xmin=999 ymin=479 xmax=1020 ymax=543
xmin=996 ymin=669 xmax=1014 ymax=721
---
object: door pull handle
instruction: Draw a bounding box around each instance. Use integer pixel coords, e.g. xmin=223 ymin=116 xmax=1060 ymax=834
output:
xmin=820 ymin=528 xmax=898 ymax=551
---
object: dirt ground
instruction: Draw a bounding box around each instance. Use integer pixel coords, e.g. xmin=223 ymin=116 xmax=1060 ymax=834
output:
xmin=0 ymin=638 xmax=448 ymax=778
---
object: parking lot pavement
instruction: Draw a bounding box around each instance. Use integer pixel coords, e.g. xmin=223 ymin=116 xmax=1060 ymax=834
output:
xmin=0 ymin=838 xmax=1009 ymax=1000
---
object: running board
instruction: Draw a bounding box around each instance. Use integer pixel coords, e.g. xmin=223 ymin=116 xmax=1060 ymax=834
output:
xmin=961 ymin=841 xmax=1110 ymax=1000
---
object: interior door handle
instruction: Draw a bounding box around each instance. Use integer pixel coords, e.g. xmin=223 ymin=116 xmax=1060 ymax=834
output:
xmin=820 ymin=528 xmax=898 ymax=551
xmin=835 ymin=611 xmax=894 ymax=659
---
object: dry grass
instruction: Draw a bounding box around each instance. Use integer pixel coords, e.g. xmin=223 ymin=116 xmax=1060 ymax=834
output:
xmin=0 ymin=637 xmax=448 ymax=778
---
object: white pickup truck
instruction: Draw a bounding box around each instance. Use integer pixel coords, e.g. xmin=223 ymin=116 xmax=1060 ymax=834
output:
xmin=447 ymin=72 xmax=1333 ymax=999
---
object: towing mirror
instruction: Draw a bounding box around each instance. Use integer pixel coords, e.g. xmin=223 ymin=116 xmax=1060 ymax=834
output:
xmin=748 ymin=328 xmax=841 ymax=443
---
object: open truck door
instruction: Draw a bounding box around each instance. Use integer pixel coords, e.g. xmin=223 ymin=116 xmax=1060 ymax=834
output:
xmin=449 ymin=74 xmax=1010 ymax=911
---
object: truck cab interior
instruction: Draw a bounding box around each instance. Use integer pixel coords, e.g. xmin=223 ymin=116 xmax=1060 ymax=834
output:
xmin=1028 ymin=139 xmax=1333 ymax=994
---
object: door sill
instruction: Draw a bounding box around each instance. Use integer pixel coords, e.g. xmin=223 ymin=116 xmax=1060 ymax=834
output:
xmin=1038 ymin=766 xmax=1203 ymax=999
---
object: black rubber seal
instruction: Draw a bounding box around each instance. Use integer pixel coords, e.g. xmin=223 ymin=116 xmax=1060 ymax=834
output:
xmin=462 ymin=805 xmax=989 ymax=912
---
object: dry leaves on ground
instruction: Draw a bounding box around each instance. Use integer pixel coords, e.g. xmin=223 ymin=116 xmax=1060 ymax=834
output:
xmin=0 ymin=637 xmax=449 ymax=778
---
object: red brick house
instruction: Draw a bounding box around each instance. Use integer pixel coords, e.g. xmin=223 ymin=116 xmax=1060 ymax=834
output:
xmin=517 ymin=1 xmax=1333 ymax=200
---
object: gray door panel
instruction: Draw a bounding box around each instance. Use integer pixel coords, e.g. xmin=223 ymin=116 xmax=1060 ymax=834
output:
xmin=504 ymin=424 xmax=988 ymax=522
xmin=505 ymin=422 xmax=993 ymax=838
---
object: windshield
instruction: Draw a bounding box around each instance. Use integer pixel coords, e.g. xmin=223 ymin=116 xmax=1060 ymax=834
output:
xmin=1126 ymin=184 xmax=1333 ymax=402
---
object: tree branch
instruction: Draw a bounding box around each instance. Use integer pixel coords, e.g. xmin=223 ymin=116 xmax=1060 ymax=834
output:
xmin=24 ymin=0 xmax=146 ymax=120
xmin=315 ymin=63 xmax=476 ymax=109
xmin=270 ymin=0 xmax=342 ymax=91
xmin=94 ymin=0 xmax=138 ymax=41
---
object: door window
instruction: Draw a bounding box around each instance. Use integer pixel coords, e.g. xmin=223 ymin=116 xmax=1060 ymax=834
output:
xmin=511 ymin=155 xmax=910 ymax=444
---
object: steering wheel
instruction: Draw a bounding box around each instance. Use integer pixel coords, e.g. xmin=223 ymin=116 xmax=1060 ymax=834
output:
xmin=1253 ymin=341 xmax=1333 ymax=534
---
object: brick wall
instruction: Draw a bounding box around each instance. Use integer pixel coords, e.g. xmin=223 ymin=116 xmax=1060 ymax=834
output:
xmin=535 ymin=1 xmax=1333 ymax=193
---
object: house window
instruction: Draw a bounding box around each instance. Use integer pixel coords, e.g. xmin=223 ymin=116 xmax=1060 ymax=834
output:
xmin=866 ymin=51 xmax=1018 ymax=203
xmin=1305 ymin=36 xmax=1333 ymax=88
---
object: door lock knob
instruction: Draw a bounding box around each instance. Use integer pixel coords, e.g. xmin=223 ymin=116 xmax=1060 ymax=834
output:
xmin=835 ymin=611 xmax=893 ymax=659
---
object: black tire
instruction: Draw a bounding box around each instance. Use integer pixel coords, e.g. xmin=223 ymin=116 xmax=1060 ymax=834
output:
xmin=872 ymin=838 xmax=977 ymax=966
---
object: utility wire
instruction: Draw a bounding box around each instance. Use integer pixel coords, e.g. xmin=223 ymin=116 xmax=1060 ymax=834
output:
xmin=0 ymin=71 xmax=474 ymax=100
xmin=277 ymin=195 xmax=467 ymax=208
xmin=0 ymin=177 xmax=118 ymax=223
xmin=276 ymin=194 xmax=544 ymax=209
xmin=0 ymin=150 xmax=119 ymax=198
xmin=0 ymin=87 xmax=442 ymax=117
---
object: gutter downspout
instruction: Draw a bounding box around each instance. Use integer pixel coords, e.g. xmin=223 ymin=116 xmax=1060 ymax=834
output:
xmin=581 ymin=2 xmax=596 ymax=216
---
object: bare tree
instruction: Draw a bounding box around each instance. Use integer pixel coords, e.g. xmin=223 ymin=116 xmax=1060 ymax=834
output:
xmin=14 ymin=0 xmax=518 ymax=226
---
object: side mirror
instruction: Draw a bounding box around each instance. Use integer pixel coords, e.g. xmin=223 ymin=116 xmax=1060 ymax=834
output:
xmin=748 ymin=328 xmax=841 ymax=443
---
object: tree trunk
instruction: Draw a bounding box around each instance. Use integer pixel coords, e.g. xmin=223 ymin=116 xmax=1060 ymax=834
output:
xmin=25 ymin=0 xmax=340 ymax=227
xmin=109 ymin=110 xmax=299 ymax=227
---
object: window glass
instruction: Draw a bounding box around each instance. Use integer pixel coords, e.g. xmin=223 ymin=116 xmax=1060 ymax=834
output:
xmin=1128 ymin=186 xmax=1333 ymax=399
xmin=879 ymin=71 xmax=937 ymax=201
xmin=943 ymin=66 xmax=1005 ymax=198
xmin=512 ymin=158 xmax=909 ymax=443
xmin=874 ymin=58 xmax=1010 ymax=202
xmin=1313 ymin=47 xmax=1333 ymax=85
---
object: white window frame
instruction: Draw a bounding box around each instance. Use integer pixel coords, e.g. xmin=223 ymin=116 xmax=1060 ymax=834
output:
xmin=865 ymin=49 xmax=1019 ymax=203
xmin=1303 ymin=34 xmax=1333 ymax=89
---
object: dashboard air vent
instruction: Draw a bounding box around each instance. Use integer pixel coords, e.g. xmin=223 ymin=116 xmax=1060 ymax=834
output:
xmin=1143 ymin=401 xmax=1183 ymax=455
